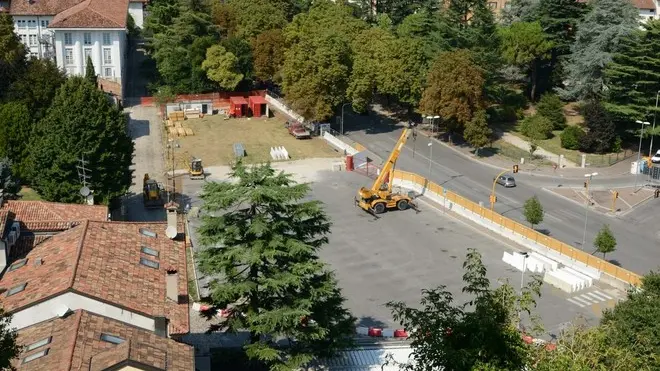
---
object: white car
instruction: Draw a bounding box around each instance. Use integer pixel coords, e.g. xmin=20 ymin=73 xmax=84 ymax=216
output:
xmin=652 ymin=150 xmax=660 ymax=164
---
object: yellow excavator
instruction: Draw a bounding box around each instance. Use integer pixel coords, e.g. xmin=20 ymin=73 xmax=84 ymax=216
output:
xmin=189 ymin=158 xmax=205 ymax=180
xmin=356 ymin=126 xmax=415 ymax=214
xmin=143 ymin=173 xmax=165 ymax=209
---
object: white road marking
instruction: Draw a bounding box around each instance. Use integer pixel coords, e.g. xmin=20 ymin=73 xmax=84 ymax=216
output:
xmin=571 ymin=295 xmax=594 ymax=306
xmin=566 ymin=298 xmax=586 ymax=307
xmin=588 ymin=291 xmax=613 ymax=300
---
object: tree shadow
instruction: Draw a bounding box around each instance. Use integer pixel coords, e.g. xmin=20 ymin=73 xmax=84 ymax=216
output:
xmin=128 ymin=119 xmax=150 ymax=139
xmin=356 ymin=316 xmax=388 ymax=328
xmin=535 ymin=228 xmax=552 ymax=236
xmin=607 ymin=259 xmax=622 ymax=267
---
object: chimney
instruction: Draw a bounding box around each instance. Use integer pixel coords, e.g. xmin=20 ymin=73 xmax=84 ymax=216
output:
xmin=164 ymin=201 xmax=179 ymax=238
xmin=166 ymin=268 xmax=179 ymax=303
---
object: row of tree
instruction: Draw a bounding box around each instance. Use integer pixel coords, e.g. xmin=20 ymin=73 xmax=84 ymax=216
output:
xmin=195 ymin=161 xmax=643 ymax=370
xmin=143 ymin=0 xmax=660 ymax=154
xmin=0 ymin=13 xmax=133 ymax=203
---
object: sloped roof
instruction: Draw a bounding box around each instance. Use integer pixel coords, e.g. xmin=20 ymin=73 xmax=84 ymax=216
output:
xmin=1 ymin=200 xmax=107 ymax=232
xmin=49 ymin=0 xmax=130 ymax=28
xmin=8 ymin=0 xmax=82 ymax=16
xmin=14 ymin=310 xmax=194 ymax=371
xmin=0 ymin=220 xmax=189 ymax=335
xmin=632 ymin=0 xmax=656 ymax=9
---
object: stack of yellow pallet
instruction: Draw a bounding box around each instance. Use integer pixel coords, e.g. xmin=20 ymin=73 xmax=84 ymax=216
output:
xmin=165 ymin=115 xmax=195 ymax=138
xmin=168 ymin=111 xmax=185 ymax=121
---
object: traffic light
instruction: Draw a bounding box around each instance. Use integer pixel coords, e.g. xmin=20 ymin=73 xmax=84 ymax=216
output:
xmin=513 ymin=165 xmax=519 ymax=173
xmin=489 ymin=194 xmax=497 ymax=204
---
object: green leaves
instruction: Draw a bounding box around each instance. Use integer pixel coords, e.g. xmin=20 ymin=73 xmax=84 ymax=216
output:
xmin=202 ymin=45 xmax=244 ymax=90
xmin=0 ymin=13 xmax=26 ymax=101
xmin=593 ymin=224 xmax=616 ymax=258
xmin=464 ymin=109 xmax=492 ymax=152
xmin=26 ymin=77 xmax=133 ymax=203
xmin=523 ymin=196 xmax=544 ymax=229
xmin=197 ymin=161 xmax=355 ymax=370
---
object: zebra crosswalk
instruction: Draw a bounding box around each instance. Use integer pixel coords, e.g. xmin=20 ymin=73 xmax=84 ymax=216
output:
xmin=566 ymin=290 xmax=618 ymax=308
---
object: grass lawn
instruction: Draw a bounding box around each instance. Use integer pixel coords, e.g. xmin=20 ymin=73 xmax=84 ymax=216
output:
xmin=167 ymin=114 xmax=338 ymax=167
xmin=18 ymin=187 xmax=42 ymax=201
xmin=483 ymin=139 xmax=554 ymax=167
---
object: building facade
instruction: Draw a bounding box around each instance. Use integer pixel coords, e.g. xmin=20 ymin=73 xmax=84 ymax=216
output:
xmin=5 ymin=0 xmax=146 ymax=99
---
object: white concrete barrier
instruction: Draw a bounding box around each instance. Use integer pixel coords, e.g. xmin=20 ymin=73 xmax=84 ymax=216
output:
xmin=265 ymin=94 xmax=305 ymax=123
xmin=544 ymin=270 xmax=577 ymax=293
xmin=323 ymin=132 xmax=359 ymax=155
xmin=270 ymin=146 xmax=289 ymax=160
xmin=561 ymin=267 xmax=593 ymax=288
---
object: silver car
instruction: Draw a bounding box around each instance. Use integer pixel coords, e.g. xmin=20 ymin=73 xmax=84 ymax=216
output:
xmin=495 ymin=174 xmax=516 ymax=187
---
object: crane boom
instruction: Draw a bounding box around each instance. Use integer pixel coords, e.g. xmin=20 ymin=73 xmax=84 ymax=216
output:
xmin=370 ymin=128 xmax=411 ymax=192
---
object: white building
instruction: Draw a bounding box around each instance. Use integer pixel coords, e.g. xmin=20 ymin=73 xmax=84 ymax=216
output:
xmin=634 ymin=0 xmax=658 ymax=21
xmin=2 ymin=0 xmax=147 ymax=99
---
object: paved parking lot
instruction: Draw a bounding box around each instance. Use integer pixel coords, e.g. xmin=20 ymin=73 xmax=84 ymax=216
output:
xmin=183 ymin=164 xmax=623 ymax=339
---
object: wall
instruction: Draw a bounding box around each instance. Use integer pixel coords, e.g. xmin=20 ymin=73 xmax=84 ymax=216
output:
xmin=128 ymin=1 xmax=144 ymax=29
xmin=392 ymin=170 xmax=641 ymax=289
xmin=265 ymin=94 xmax=305 ymax=123
xmin=11 ymin=292 xmax=155 ymax=332
xmin=12 ymin=15 xmax=54 ymax=59
xmin=323 ymin=132 xmax=359 ymax=155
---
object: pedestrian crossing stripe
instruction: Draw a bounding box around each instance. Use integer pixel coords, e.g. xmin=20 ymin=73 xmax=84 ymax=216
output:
xmin=566 ymin=290 xmax=620 ymax=308
xmin=567 ymin=298 xmax=586 ymax=307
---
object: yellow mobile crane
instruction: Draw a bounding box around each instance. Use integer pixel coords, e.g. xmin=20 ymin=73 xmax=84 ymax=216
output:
xmin=356 ymin=127 xmax=414 ymax=214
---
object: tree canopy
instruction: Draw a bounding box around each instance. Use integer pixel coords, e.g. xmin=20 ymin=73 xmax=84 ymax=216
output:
xmin=27 ymin=77 xmax=134 ymax=203
xmin=202 ymin=45 xmax=244 ymax=91
xmin=197 ymin=161 xmax=355 ymax=370
xmin=0 ymin=13 xmax=26 ymax=101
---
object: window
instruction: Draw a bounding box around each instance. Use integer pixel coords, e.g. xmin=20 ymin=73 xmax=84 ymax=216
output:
xmin=139 ymin=228 xmax=156 ymax=238
xmin=17 ymin=20 xmax=26 ymax=29
xmin=27 ymin=20 xmax=36 ymax=28
xmin=83 ymin=32 xmax=92 ymax=45
xmin=41 ymin=20 xmax=49 ymax=28
xmin=103 ymin=48 xmax=112 ymax=64
xmin=64 ymin=32 xmax=72 ymax=45
xmin=30 ymin=52 xmax=38 ymax=58
xmin=83 ymin=48 xmax=92 ymax=62
xmin=26 ymin=337 xmax=51 ymax=351
xmin=141 ymin=246 xmax=159 ymax=257
xmin=102 ymin=33 xmax=111 ymax=45
xmin=66 ymin=67 xmax=75 ymax=76
xmin=100 ymin=333 xmax=125 ymax=344
xmin=19 ymin=35 xmax=27 ymax=44
xmin=29 ymin=35 xmax=37 ymax=46
xmin=7 ymin=283 xmax=27 ymax=296
xmin=139 ymin=257 xmax=159 ymax=269
xmin=64 ymin=48 xmax=73 ymax=65
xmin=8 ymin=259 xmax=27 ymax=272
xmin=22 ymin=349 xmax=49 ymax=364
xmin=104 ymin=67 xmax=112 ymax=77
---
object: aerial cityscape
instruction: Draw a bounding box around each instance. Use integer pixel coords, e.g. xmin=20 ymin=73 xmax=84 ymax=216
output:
xmin=0 ymin=0 xmax=659 ymax=369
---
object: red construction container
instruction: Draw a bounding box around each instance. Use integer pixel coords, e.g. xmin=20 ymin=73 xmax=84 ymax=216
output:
xmin=229 ymin=96 xmax=248 ymax=118
xmin=248 ymin=95 xmax=268 ymax=117
xmin=345 ymin=155 xmax=354 ymax=171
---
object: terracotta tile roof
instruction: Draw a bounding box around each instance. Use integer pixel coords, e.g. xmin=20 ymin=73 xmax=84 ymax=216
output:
xmin=8 ymin=0 xmax=82 ymax=16
xmin=1 ymin=200 xmax=108 ymax=232
xmin=10 ymin=235 xmax=52 ymax=261
xmin=98 ymin=78 xmax=123 ymax=97
xmin=632 ymin=0 xmax=656 ymax=9
xmin=0 ymin=221 xmax=189 ymax=335
xmin=13 ymin=310 xmax=195 ymax=371
xmin=0 ymin=210 xmax=9 ymax=237
xmin=49 ymin=0 xmax=130 ymax=28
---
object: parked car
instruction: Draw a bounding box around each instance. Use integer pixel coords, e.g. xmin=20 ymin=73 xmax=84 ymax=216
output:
xmin=495 ymin=174 xmax=516 ymax=187
xmin=652 ymin=150 xmax=660 ymax=164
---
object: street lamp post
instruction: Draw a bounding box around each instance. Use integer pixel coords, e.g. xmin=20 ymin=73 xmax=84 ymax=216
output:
xmin=341 ymin=103 xmax=351 ymax=136
xmin=581 ymin=172 xmax=598 ymax=249
xmin=648 ymin=91 xmax=660 ymax=183
xmin=517 ymin=251 xmax=529 ymax=330
xmin=426 ymin=115 xmax=440 ymax=135
xmin=428 ymin=142 xmax=433 ymax=177
xmin=635 ymin=120 xmax=651 ymax=191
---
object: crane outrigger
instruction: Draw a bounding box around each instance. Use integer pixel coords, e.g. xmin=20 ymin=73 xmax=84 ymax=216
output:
xmin=355 ymin=126 xmax=416 ymax=215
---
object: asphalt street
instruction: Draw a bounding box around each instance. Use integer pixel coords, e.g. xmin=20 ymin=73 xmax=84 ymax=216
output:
xmin=343 ymin=124 xmax=660 ymax=276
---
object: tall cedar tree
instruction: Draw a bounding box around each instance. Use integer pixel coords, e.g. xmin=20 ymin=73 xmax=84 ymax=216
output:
xmin=418 ymin=50 xmax=486 ymax=134
xmin=0 ymin=159 xmax=20 ymax=199
xmin=600 ymin=271 xmax=660 ymax=369
xmin=604 ymin=20 xmax=660 ymax=127
xmin=7 ymin=58 xmax=66 ymax=122
xmin=375 ymin=0 xmax=440 ymax=25
xmin=27 ymin=77 xmax=134 ymax=203
xmin=197 ymin=162 xmax=355 ymax=370
xmin=580 ymin=100 xmax=616 ymax=153
xmin=463 ymin=110 xmax=492 ymax=155
xmin=0 ymin=308 xmax=20 ymax=369
xmin=0 ymin=103 xmax=32 ymax=180
xmin=281 ymin=1 xmax=367 ymax=121
xmin=499 ymin=0 xmax=540 ymax=25
xmin=387 ymin=249 xmax=542 ymax=370
xmin=558 ymin=0 xmax=638 ymax=101
xmin=85 ymin=56 xmax=98 ymax=86
xmin=0 ymin=13 xmax=26 ymax=102
xmin=535 ymin=93 xmax=566 ymax=130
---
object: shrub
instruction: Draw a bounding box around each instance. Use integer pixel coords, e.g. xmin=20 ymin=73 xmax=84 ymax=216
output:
xmin=560 ymin=125 xmax=586 ymax=150
xmin=536 ymin=94 xmax=566 ymax=130
xmin=520 ymin=114 xmax=553 ymax=140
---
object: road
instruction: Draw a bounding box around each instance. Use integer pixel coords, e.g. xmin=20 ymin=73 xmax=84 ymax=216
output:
xmin=344 ymin=123 xmax=659 ymax=276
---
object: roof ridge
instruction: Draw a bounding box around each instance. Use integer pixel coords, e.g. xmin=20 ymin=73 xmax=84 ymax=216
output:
xmin=87 ymin=2 xmax=124 ymax=28
xmin=68 ymin=220 xmax=90 ymax=289
xmin=65 ymin=310 xmax=84 ymax=370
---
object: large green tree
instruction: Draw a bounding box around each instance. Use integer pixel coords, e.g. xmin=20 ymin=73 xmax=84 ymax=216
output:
xmin=464 ymin=110 xmax=492 ymax=155
xmin=419 ymin=50 xmax=486 ymax=133
xmin=580 ymin=100 xmax=616 ymax=153
xmin=387 ymin=249 xmax=542 ymax=370
xmin=0 ymin=13 xmax=26 ymax=101
xmin=7 ymin=57 xmax=66 ymax=123
xmin=202 ymin=45 xmax=244 ymax=90
xmin=499 ymin=22 xmax=554 ymax=101
xmin=252 ymin=29 xmax=286 ymax=83
xmin=0 ymin=159 xmax=20 ymax=199
xmin=27 ymin=77 xmax=134 ymax=203
xmin=500 ymin=0 xmax=540 ymax=25
xmin=197 ymin=162 xmax=355 ymax=370
xmin=223 ymin=0 xmax=288 ymax=39
xmin=603 ymin=20 xmax=660 ymax=127
xmin=281 ymin=1 xmax=366 ymax=121
xmin=0 ymin=103 xmax=32 ymax=179
xmin=558 ymin=0 xmax=639 ymax=101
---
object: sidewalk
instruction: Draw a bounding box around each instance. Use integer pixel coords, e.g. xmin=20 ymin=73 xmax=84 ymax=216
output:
xmin=498 ymin=132 xmax=580 ymax=168
xmin=547 ymin=186 xmax=654 ymax=215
